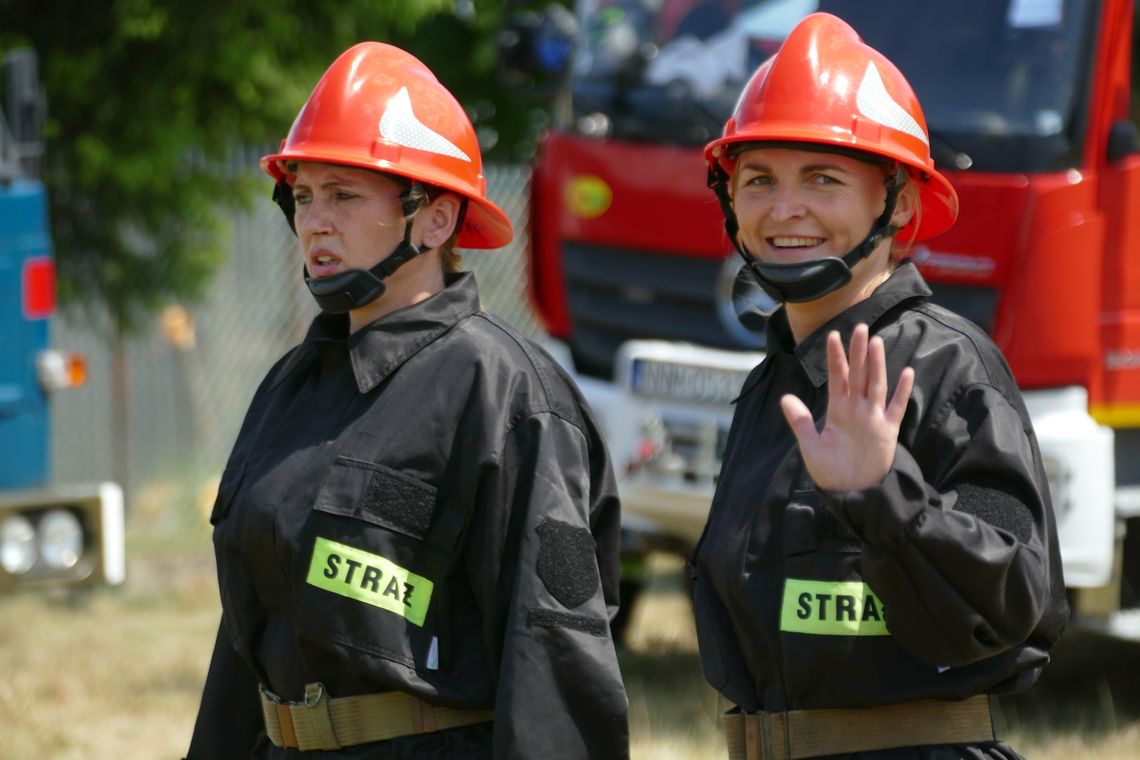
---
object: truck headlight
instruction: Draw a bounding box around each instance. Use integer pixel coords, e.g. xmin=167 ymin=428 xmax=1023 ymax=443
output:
xmin=38 ymin=509 xmax=83 ymax=570
xmin=1 ymin=515 xmax=37 ymax=575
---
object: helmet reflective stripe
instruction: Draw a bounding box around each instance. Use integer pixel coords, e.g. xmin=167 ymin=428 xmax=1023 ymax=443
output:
xmin=856 ymin=62 xmax=929 ymax=148
xmin=380 ymin=87 xmax=472 ymax=163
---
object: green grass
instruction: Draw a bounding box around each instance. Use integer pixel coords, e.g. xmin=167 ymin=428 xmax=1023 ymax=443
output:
xmin=2 ymin=540 xmax=1139 ymax=759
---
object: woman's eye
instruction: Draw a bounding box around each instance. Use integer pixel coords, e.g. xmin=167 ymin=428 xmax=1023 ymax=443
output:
xmin=746 ymin=175 xmax=774 ymax=186
xmin=335 ymin=191 xmax=357 ymax=201
xmin=293 ymin=193 xmax=311 ymax=205
xmin=810 ymin=174 xmax=839 ymax=185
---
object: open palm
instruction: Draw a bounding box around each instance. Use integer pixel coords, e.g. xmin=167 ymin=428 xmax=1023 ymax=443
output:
xmin=780 ymin=323 xmax=914 ymax=492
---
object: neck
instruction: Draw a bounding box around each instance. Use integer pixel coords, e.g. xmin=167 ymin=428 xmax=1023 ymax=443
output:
xmin=348 ymin=251 xmax=446 ymax=333
xmin=784 ymin=249 xmax=895 ymax=344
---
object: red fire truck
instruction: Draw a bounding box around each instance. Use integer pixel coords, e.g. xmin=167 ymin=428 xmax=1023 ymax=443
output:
xmin=506 ymin=0 xmax=1140 ymax=641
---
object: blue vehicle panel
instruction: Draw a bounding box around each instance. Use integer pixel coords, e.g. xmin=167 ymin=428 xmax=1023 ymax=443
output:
xmin=0 ymin=178 xmax=52 ymax=489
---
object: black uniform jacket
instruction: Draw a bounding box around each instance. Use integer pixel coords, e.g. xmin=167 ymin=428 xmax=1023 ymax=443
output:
xmin=692 ymin=263 xmax=1068 ymax=754
xmin=188 ymin=273 xmax=629 ymax=760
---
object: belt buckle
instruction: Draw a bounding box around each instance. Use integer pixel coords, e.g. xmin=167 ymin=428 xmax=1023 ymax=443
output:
xmin=260 ymin=682 xmax=325 ymax=708
xmin=260 ymin=682 xmax=339 ymax=751
xmin=260 ymin=685 xmax=282 ymax=704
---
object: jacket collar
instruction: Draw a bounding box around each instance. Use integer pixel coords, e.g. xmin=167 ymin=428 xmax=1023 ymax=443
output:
xmin=765 ymin=261 xmax=932 ymax=388
xmin=274 ymin=271 xmax=481 ymax=393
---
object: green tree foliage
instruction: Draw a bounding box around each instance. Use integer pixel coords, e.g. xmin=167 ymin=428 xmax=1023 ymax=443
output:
xmin=0 ymin=0 xmax=555 ymax=334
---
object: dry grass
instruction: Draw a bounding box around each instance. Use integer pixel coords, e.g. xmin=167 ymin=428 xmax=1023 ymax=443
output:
xmin=1 ymin=545 xmax=1139 ymax=759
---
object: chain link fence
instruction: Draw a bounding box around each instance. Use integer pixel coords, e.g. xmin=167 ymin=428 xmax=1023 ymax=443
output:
xmin=50 ymin=164 xmax=540 ymax=517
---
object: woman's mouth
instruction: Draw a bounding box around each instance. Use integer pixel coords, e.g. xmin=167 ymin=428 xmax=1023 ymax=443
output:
xmin=307 ymin=250 xmax=342 ymax=278
xmin=768 ymin=236 xmax=825 ymax=250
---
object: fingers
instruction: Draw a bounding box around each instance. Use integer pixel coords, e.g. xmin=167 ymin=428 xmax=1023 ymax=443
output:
xmin=826 ymin=330 xmax=849 ymax=402
xmin=887 ymin=366 xmax=915 ymax=426
xmin=867 ymin=334 xmax=887 ymax=405
xmin=847 ymin=324 xmax=869 ymax=399
xmin=780 ymin=393 xmax=816 ymax=446
xmin=827 ymin=323 xmax=912 ymax=419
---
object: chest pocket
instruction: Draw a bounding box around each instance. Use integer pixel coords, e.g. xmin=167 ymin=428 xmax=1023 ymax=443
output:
xmin=294 ymin=456 xmax=468 ymax=679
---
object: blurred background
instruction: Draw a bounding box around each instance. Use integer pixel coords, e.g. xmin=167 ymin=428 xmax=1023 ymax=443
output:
xmin=3 ymin=1 xmax=1140 ymax=758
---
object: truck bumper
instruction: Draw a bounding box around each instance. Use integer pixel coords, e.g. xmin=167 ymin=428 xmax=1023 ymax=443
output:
xmin=1023 ymin=386 xmax=1115 ymax=588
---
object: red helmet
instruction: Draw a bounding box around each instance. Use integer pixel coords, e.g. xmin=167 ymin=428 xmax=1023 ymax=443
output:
xmin=261 ymin=42 xmax=512 ymax=249
xmin=705 ymin=13 xmax=957 ymax=241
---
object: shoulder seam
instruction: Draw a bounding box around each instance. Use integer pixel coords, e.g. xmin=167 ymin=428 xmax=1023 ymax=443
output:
xmin=471 ymin=311 xmax=559 ymax=408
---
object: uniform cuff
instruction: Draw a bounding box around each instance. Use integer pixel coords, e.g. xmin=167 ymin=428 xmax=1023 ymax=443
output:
xmin=820 ymin=446 xmax=931 ymax=551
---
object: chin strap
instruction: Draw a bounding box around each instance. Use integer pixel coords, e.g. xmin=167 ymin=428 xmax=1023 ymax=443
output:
xmin=708 ymin=162 xmax=906 ymax=304
xmin=274 ymin=178 xmax=456 ymax=315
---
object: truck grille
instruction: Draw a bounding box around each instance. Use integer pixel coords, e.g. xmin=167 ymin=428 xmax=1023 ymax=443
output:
xmin=563 ymin=243 xmax=1000 ymax=379
xmin=563 ymin=243 xmax=762 ymax=379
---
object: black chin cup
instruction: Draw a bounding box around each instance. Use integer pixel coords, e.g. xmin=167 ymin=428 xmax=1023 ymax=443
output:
xmin=302 ymin=238 xmax=420 ymax=315
xmin=304 ymin=266 xmax=387 ymax=314
xmin=747 ymin=256 xmax=853 ymax=303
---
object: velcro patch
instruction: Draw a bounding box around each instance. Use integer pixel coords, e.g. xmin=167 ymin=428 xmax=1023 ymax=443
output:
xmin=535 ymin=517 xmax=598 ymax=609
xmin=306 ymin=537 xmax=434 ymax=626
xmin=361 ymin=466 xmax=435 ymax=539
xmin=780 ymin=579 xmax=890 ymax=636
xmin=527 ymin=608 xmax=608 ymax=637
xmin=955 ymin=482 xmax=1035 ymax=543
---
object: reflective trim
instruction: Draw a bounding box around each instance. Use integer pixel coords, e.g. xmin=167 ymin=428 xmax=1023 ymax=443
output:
xmin=780 ymin=578 xmax=890 ymax=636
xmin=306 ymin=537 xmax=434 ymax=626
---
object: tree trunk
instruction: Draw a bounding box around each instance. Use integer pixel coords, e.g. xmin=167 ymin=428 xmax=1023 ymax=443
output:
xmin=111 ymin=327 xmax=131 ymax=515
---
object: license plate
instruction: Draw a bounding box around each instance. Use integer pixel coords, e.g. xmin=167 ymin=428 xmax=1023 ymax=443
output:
xmin=630 ymin=359 xmax=751 ymax=405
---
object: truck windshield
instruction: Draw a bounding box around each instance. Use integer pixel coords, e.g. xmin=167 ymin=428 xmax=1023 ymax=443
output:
xmin=573 ymin=0 xmax=1096 ymax=172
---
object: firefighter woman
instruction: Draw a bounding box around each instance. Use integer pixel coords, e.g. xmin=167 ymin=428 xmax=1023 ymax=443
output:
xmin=694 ymin=13 xmax=1068 ymax=760
xmin=186 ymin=42 xmax=629 ymax=759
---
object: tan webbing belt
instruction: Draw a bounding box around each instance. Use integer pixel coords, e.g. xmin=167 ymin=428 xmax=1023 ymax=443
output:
xmin=259 ymin=682 xmax=494 ymax=751
xmin=723 ymin=695 xmax=995 ymax=760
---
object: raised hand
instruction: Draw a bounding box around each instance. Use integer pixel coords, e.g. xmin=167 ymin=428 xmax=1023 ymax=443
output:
xmin=780 ymin=323 xmax=914 ymax=492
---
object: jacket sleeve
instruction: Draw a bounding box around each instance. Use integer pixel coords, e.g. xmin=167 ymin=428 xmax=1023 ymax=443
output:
xmin=186 ymin=621 xmax=265 ymax=760
xmin=822 ymin=383 xmax=1067 ymax=668
xmin=467 ymin=411 xmax=630 ymax=760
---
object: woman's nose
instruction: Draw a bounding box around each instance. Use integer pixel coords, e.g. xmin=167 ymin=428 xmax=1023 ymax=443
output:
xmin=297 ymin=201 xmax=333 ymax=236
xmin=770 ymin=186 xmax=807 ymax=221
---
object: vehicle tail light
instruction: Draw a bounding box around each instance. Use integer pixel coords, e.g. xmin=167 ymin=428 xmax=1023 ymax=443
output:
xmin=36 ymin=350 xmax=87 ymax=391
xmin=22 ymin=256 xmax=56 ymax=319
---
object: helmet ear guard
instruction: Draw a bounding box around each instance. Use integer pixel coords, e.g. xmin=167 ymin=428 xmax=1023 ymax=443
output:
xmin=272 ymin=179 xmax=296 ymax=234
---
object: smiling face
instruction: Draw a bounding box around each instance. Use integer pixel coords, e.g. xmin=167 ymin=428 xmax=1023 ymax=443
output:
xmin=732 ymin=147 xmax=897 ymax=265
xmin=731 ymin=145 xmax=917 ymax=341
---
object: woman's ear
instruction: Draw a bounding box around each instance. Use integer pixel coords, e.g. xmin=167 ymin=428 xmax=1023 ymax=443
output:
xmin=418 ymin=193 xmax=462 ymax=249
xmin=890 ymin=179 xmax=919 ymax=231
